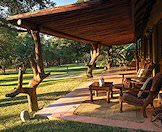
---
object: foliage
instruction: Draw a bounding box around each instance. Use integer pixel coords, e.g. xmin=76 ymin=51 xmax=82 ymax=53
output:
xmin=111 ymin=44 xmax=135 ymax=66
xmin=42 ymin=37 xmax=91 ymax=66
xmin=98 ymin=44 xmax=135 ymax=67
xmin=0 ymin=0 xmax=55 ymax=16
xmin=0 ymin=0 xmax=55 ymax=32
xmin=14 ymin=33 xmax=35 ymax=70
xmin=77 ymin=0 xmax=90 ymax=3
xmin=0 ymin=27 xmax=18 ymax=73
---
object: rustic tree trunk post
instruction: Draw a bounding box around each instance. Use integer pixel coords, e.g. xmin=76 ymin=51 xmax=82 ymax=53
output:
xmin=27 ymin=29 xmax=43 ymax=112
xmin=87 ymin=65 xmax=93 ymax=78
xmin=27 ymin=89 xmax=38 ymax=111
xmin=31 ymin=30 xmax=44 ymax=74
xmin=6 ymin=29 xmax=50 ymax=112
xmin=86 ymin=43 xmax=101 ymax=78
xmin=107 ymin=46 xmax=112 ymax=69
xmin=136 ymin=42 xmax=139 ymax=71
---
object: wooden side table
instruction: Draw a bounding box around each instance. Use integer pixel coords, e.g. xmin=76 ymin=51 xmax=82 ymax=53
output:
xmin=89 ymin=82 xmax=113 ymax=103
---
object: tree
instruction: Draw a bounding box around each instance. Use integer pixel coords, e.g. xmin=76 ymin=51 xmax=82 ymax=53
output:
xmin=0 ymin=27 xmax=18 ymax=74
xmin=15 ymin=33 xmax=34 ymax=72
xmin=77 ymin=0 xmax=90 ymax=3
xmin=42 ymin=37 xmax=90 ymax=66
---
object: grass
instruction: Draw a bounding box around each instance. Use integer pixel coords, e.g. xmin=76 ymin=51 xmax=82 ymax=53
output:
xmin=0 ymin=64 xmax=143 ymax=131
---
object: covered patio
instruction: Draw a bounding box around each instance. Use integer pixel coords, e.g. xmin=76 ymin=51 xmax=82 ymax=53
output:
xmin=6 ymin=0 xmax=162 ymax=131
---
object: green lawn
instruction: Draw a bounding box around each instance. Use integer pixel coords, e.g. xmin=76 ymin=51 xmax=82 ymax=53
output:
xmin=0 ymin=64 xmax=143 ymax=131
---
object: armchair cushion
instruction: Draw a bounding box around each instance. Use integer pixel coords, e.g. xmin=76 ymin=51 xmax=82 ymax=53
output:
xmin=131 ymin=77 xmax=147 ymax=82
xmin=137 ymin=69 xmax=144 ymax=77
xmin=137 ymin=77 xmax=153 ymax=99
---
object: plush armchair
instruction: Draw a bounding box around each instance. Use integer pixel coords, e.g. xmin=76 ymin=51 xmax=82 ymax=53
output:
xmin=114 ymin=72 xmax=162 ymax=118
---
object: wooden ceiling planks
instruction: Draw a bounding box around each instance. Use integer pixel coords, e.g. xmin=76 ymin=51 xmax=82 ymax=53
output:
xmin=47 ymin=8 xmax=131 ymax=31
xmin=134 ymin=0 xmax=156 ymax=38
xmin=7 ymin=0 xmax=135 ymax=45
xmin=39 ymin=2 xmax=130 ymax=25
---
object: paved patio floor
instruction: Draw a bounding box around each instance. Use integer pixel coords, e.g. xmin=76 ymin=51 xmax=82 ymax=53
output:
xmin=35 ymin=68 xmax=161 ymax=132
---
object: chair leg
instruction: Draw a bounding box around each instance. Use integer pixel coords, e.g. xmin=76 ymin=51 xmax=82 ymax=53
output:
xmin=120 ymin=101 xmax=123 ymax=112
xmin=142 ymin=107 xmax=147 ymax=118
xmin=111 ymin=89 xmax=113 ymax=98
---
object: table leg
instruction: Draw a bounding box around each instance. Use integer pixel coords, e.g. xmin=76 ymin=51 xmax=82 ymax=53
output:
xmin=122 ymin=74 xmax=124 ymax=84
xmin=106 ymin=91 xmax=110 ymax=103
xmin=95 ymin=91 xmax=98 ymax=96
xmin=90 ymin=90 xmax=93 ymax=102
xmin=111 ymin=89 xmax=113 ymax=98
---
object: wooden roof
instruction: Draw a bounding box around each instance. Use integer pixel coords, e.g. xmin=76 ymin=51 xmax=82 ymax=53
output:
xmin=7 ymin=0 xmax=135 ymax=45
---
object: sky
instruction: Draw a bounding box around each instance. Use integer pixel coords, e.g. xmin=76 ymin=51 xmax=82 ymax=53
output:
xmin=52 ymin=0 xmax=77 ymax=6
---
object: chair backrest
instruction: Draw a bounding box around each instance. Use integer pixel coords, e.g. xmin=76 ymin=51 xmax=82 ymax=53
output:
xmin=145 ymin=73 xmax=162 ymax=101
xmin=137 ymin=68 xmax=151 ymax=78
xmin=137 ymin=72 xmax=162 ymax=99
xmin=150 ymin=72 xmax=162 ymax=92
xmin=136 ymin=63 xmax=156 ymax=78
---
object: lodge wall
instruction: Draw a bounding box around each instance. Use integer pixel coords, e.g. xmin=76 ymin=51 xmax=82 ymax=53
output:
xmin=145 ymin=0 xmax=162 ymax=74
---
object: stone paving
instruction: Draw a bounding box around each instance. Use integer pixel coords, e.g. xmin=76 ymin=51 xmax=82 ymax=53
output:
xmin=35 ymin=68 xmax=161 ymax=132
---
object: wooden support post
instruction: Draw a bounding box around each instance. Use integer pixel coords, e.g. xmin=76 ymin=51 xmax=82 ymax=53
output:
xmin=135 ymin=42 xmax=139 ymax=71
xmin=86 ymin=43 xmax=101 ymax=78
xmin=87 ymin=65 xmax=93 ymax=78
xmin=143 ymin=35 xmax=147 ymax=60
xmin=27 ymin=89 xmax=38 ymax=112
xmin=152 ymin=26 xmax=159 ymax=75
xmin=31 ymin=30 xmax=44 ymax=74
xmin=29 ymin=55 xmax=38 ymax=75
xmin=107 ymin=46 xmax=112 ymax=69
xmin=6 ymin=28 xmax=50 ymax=112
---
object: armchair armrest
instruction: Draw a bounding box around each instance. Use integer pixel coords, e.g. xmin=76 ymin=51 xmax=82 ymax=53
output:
xmin=124 ymin=87 xmax=150 ymax=93
xmin=114 ymin=84 xmax=151 ymax=96
xmin=119 ymin=73 xmax=136 ymax=76
xmin=119 ymin=72 xmax=137 ymax=84
xmin=129 ymin=80 xmax=144 ymax=85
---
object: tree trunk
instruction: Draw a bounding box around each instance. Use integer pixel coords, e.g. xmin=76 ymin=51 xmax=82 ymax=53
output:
xmin=86 ymin=43 xmax=101 ymax=78
xmin=22 ymin=63 xmax=26 ymax=74
xmin=107 ymin=46 xmax=112 ymax=69
xmin=93 ymin=63 xmax=97 ymax=69
xmin=2 ymin=66 xmax=6 ymax=75
xmin=6 ymin=29 xmax=50 ymax=112
xmin=27 ymin=89 xmax=38 ymax=111
xmin=87 ymin=65 xmax=93 ymax=78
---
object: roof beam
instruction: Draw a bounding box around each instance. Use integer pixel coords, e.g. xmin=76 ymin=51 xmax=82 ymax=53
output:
xmin=41 ymin=26 xmax=97 ymax=44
